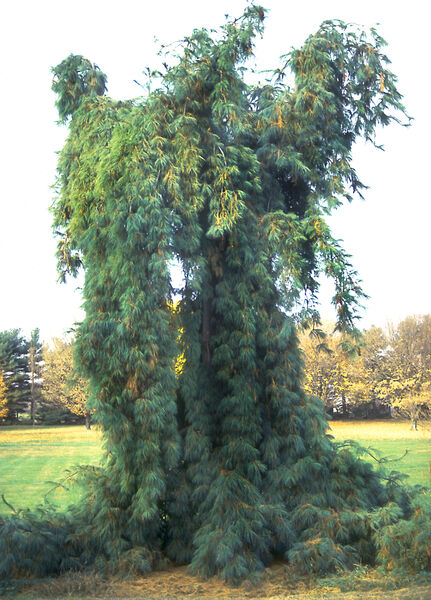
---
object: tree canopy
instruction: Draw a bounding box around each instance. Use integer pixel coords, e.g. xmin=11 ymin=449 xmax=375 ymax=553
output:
xmin=29 ymin=328 xmax=43 ymax=426
xmin=38 ymin=336 xmax=90 ymax=427
xmin=300 ymin=323 xmax=372 ymax=416
xmin=300 ymin=316 xmax=431 ymax=423
xmin=3 ymin=4 xmax=414 ymax=584
xmin=0 ymin=370 xmax=7 ymax=420
xmin=0 ymin=329 xmax=30 ymax=422
xmin=376 ymin=316 xmax=431 ymax=428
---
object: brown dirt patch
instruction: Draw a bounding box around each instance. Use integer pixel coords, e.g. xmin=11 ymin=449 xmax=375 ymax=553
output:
xmin=8 ymin=564 xmax=431 ymax=600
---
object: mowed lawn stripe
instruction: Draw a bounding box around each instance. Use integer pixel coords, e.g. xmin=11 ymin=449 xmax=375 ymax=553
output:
xmin=0 ymin=422 xmax=430 ymax=514
xmin=1 ymin=452 xmax=101 ymax=510
xmin=330 ymin=420 xmax=431 ymax=488
xmin=0 ymin=426 xmax=102 ymax=513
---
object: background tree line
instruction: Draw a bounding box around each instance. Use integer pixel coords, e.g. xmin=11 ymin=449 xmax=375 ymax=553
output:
xmin=0 ymin=329 xmax=89 ymax=426
xmin=300 ymin=314 xmax=431 ymax=428
xmin=1 ymin=313 xmax=429 ymax=428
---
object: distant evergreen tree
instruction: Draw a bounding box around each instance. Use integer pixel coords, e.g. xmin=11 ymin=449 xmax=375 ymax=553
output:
xmin=0 ymin=329 xmax=30 ymax=422
xmin=29 ymin=328 xmax=43 ymax=426
xmin=2 ymin=5 xmax=411 ymax=583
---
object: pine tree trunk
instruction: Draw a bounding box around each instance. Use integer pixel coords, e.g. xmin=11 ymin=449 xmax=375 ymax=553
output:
xmin=201 ymin=297 xmax=212 ymax=364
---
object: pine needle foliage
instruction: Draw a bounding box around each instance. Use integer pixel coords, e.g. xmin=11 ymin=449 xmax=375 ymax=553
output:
xmin=0 ymin=503 xmax=84 ymax=580
xmin=374 ymin=490 xmax=431 ymax=573
xmin=0 ymin=329 xmax=30 ymax=422
xmin=2 ymin=5 xmax=416 ymax=585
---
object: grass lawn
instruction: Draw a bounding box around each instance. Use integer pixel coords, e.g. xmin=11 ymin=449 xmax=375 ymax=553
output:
xmin=0 ymin=425 xmax=102 ymax=514
xmin=329 ymin=420 xmax=431 ymax=487
xmin=0 ymin=420 xmax=430 ymax=515
xmin=1 ymin=421 xmax=431 ymax=599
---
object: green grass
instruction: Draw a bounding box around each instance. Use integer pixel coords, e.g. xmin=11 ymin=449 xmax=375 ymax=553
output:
xmin=329 ymin=420 xmax=431 ymax=487
xmin=0 ymin=420 xmax=430 ymax=515
xmin=0 ymin=426 xmax=102 ymax=514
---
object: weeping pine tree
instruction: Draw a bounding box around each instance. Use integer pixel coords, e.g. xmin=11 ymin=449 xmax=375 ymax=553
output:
xmin=14 ymin=4 xmax=412 ymax=582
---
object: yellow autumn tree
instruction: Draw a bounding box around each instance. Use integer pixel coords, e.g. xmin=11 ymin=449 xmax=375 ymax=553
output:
xmin=300 ymin=322 xmax=373 ymax=416
xmin=169 ymin=300 xmax=186 ymax=377
xmin=0 ymin=370 xmax=7 ymax=420
xmin=299 ymin=324 xmax=337 ymax=412
xmin=376 ymin=316 xmax=431 ymax=429
xmin=331 ymin=340 xmax=374 ymax=415
xmin=356 ymin=325 xmax=391 ymax=415
xmin=40 ymin=337 xmax=91 ymax=428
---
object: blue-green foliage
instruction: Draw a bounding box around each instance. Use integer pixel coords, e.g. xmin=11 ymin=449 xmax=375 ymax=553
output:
xmin=374 ymin=491 xmax=431 ymax=572
xmin=0 ymin=504 xmax=86 ymax=579
xmin=0 ymin=5 xmax=415 ymax=585
xmin=0 ymin=329 xmax=30 ymax=421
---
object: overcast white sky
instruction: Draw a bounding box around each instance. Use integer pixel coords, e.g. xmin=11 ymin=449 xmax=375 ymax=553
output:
xmin=0 ymin=0 xmax=429 ymax=343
